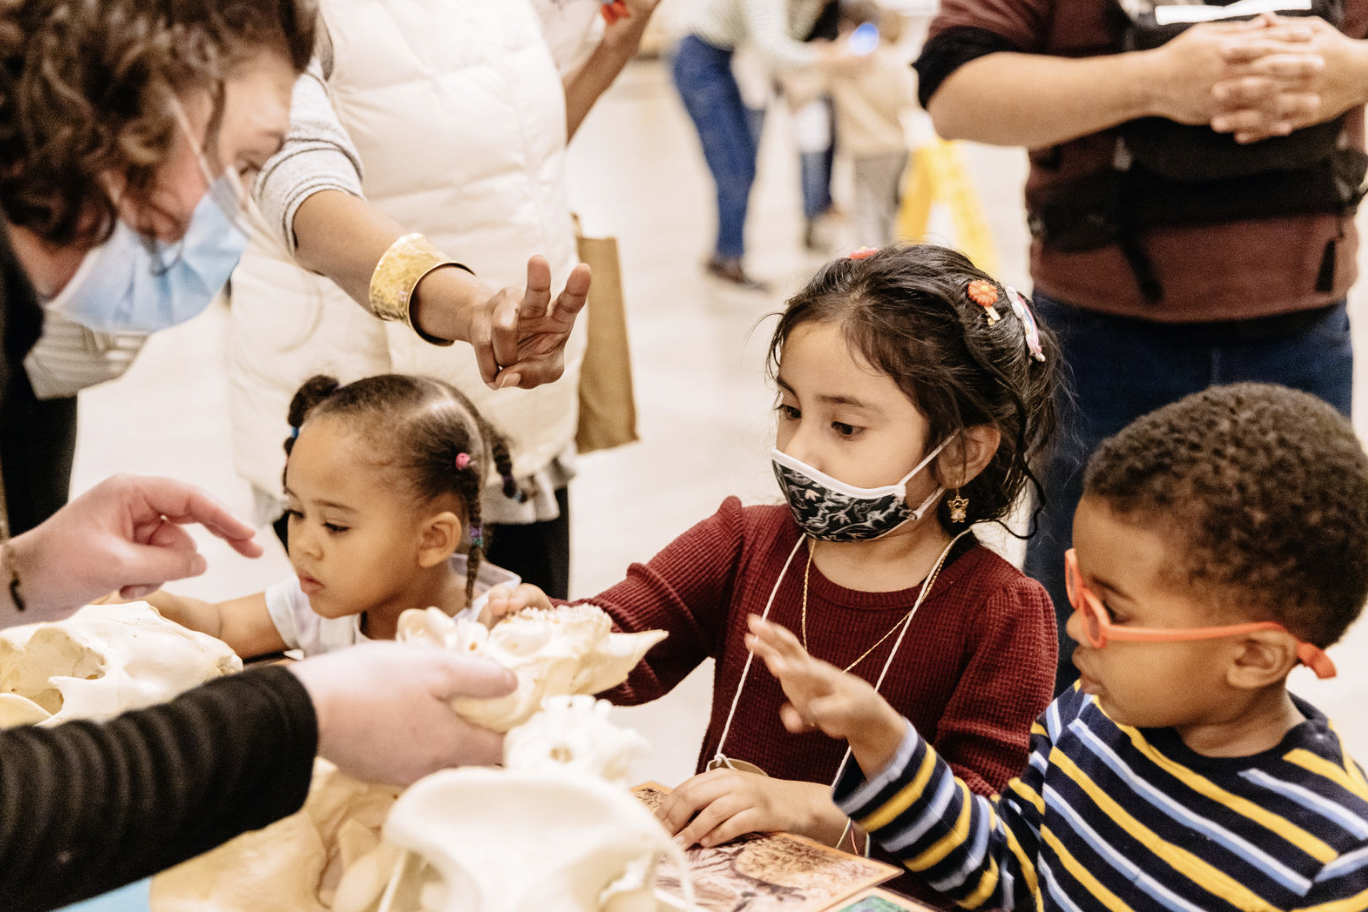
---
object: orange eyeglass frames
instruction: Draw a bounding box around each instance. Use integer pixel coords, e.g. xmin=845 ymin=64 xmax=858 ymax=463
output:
xmin=1064 ymin=549 xmax=1336 ymax=680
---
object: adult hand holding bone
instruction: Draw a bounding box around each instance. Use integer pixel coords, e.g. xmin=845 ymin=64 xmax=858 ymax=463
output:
xmin=289 ymin=641 xmax=516 ymax=785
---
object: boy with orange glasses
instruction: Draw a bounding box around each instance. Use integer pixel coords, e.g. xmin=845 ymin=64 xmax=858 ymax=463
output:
xmin=746 ymin=383 xmax=1368 ymax=910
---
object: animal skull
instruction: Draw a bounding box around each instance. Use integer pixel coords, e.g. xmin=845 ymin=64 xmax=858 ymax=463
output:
xmin=364 ymin=770 xmax=677 ymax=912
xmin=332 ymin=697 xmax=690 ymax=912
xmin=0 ymin=602 xmax=241 ymax=727
xmin=503 ymin=694 xmax=647 ymax=786
xmin=396 ymin=605 xmax=666 ymax=732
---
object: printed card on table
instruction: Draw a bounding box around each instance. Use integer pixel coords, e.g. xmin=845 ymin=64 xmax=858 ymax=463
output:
xmin=636 ymin=782 xmax=899 ymax=912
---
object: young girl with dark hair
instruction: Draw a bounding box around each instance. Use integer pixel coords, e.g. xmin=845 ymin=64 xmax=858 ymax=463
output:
xmin=488 ymin=243 xmax=1063 ymax=895
xmin=150 ymin=373 xmax=523 ymax=658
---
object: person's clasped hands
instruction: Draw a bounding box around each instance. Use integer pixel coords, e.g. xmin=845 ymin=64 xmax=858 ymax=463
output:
xmin=1211 ymin=12 xmax=1368 ymax=142
xmin=1153 ymin=12 xmax=1357 ymax=144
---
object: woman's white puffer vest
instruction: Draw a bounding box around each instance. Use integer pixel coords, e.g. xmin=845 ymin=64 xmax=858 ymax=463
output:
xmin=229 ymin=0 xmax=583 ymax=516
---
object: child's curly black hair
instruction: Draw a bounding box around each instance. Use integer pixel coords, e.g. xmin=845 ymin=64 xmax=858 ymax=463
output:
xmin=1084 ymin=383 xmax=1368 ymax=647
xmin=769 ymin=244 xmax=1062 ymax=534
xmin=281 ymin=373 xmax=523 ymax=604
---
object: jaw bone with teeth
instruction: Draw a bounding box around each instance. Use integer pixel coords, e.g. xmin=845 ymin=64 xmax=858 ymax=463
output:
xmin=333 ymin=696 xmax=692 ymax=912
xmin=395 ymin=604 xmax=667 ymax=732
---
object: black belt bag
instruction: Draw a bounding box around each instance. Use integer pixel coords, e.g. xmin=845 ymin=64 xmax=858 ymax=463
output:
xmin=1029 ymin=145 xmax=1368 ymax=252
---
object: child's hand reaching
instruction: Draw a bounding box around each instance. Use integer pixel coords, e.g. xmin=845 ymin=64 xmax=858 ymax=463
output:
xmin=745 ymin=614 xmax=908 ymax=775
xmin=477 ymin=582 xmax=554 ymax=627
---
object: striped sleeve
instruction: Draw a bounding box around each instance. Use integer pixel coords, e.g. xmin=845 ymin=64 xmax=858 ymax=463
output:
xmin=740 ymin=0 xmax=819 ymax=71
xmin=689 ymin=0 xmax=821 ymax=71
xmin=835 ymin=705 xmax=1058 ymax=910
xmin=252 ymin=55 xmax=365 ymax=256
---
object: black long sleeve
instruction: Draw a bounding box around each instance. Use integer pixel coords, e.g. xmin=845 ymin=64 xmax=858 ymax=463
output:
xmin=0 ymin=664 xmax=318 ymax=911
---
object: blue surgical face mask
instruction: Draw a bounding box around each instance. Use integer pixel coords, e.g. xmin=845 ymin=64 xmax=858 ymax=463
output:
xmin=47 ymin=176 xmax=250 ymax=334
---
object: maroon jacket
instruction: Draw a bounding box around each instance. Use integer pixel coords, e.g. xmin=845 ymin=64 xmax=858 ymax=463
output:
xmin=920 ymin=0 xmax=1368 ymax=322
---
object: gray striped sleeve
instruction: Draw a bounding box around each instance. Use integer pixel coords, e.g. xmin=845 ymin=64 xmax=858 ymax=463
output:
xmin=251 ymin=56 xmax=364 ymax=256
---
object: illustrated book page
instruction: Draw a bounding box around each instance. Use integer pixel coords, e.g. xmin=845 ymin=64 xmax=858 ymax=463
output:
xmin=635 ymin=782 xmax=899 ymax=912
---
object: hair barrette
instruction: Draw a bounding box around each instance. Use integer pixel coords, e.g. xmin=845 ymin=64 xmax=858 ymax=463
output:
xmin=469 ymin=523 xmax=483 ymax=549
xmin=1006 ymin=287 xmax=1046 ymax=362
xmin=455 ymin=452 xmax=472 ymax=470
xmin=289 ymin=425 xmax=300 ymax=439
xmin=966 ymin=280 xmax=1000 ymax=324
xmin=847 ymin=246 xmax=878 ymax=260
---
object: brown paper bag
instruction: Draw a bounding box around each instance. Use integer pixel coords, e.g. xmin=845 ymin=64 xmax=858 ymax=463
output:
xmin=574 ymin=224 xmax=638 ymax=454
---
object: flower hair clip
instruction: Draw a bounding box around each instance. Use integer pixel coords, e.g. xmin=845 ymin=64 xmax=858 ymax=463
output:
xmin=455 ymin=452 xmax=472 ymax=470
xmin=1006 ymin=287 xmax=1046 ymax=363
xmin=847 ymin=246 xmax=878 ymax=260
xmin=966 ymin=280 xmax=1000 ymax=324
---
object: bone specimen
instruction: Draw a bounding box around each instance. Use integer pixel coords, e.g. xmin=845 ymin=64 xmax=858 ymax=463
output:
xmin=332 ymin=696 xmax=690 ymax=912
xmin=395 ymin=604 xmax=666 ymax=732
xmin=503 ymin=694 xmax=647 ymax=786
xmin=153 ymin=609 xmax=680 ymax=912
xmin=343 ymin=769 xmax=676 ymax=912
xmin=0 ymin=602 xmax=241 ymax=726
xmin=152 ymin=761 xmax=402 ymax=912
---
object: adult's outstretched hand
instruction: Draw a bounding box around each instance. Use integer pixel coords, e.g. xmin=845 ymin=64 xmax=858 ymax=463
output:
xmin=5 ymin=474 xmax=262 ymax=624
xmin=466 ymin=254 xmax=592 ymax=391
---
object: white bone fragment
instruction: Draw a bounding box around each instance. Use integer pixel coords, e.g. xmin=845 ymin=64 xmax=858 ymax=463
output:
xmin=395 ymin=605 xmax=665 ymax=732
xmin=503 ymin=694 xmax=647 ymax=786
xmin=376 ymin=768 xmax=678 ymax=912
xmin=0 ymin=602 xmax=240 ymax=726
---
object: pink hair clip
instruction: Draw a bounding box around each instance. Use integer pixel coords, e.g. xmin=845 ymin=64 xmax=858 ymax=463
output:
xmin=847 ymin=246 xmax=878 ymax=260
xmin=455 ymin=452 xmax=472 ymax=470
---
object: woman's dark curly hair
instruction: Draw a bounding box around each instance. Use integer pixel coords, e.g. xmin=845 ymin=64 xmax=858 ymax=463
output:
xmin=282 ymin=374 xmax=523 ymax=605
xmin=0 ymin=0 xmax=315 ymax=248
xmin=1085 ymin=383 xmax=1368 ymax=647
xmin=768 ymin=244 xmax=1062 ymax=534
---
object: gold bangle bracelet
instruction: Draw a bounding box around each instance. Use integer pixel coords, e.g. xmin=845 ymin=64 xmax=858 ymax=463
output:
xmin=368 ymin=233 xmax=469 ymax=347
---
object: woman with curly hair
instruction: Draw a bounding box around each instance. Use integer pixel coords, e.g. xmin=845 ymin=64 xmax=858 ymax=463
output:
xmin=0 ymin=0 xmax=315 ymax=536
xmin=0 ymin=0 xmax=591 ymax=537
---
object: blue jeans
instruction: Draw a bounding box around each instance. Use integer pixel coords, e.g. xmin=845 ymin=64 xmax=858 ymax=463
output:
xmin=672 ymin=35 xmax=759 ymax=261
xmin=1022 ymin=294 xmax=1354 ymax=693
xmin=799 ymin=98 xmax=835 ymax=221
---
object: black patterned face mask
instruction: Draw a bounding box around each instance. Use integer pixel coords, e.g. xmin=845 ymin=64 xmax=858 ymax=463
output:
xmin=770 ymin=435 xmax=953 ymax=542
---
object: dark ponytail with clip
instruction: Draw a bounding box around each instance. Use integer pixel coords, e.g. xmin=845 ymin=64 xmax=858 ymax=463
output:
xmin=769 ymin=244 xmax=1063 ymax=536
xmin=281 ymin=373 xmax=524 ymax=604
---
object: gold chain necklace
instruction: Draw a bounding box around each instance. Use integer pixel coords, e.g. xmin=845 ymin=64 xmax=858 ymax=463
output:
xmin=800 ymin=536 xmax=954 ymax=674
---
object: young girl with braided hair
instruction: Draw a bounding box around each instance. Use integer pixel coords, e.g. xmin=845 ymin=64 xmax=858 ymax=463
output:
xmin=149 ymin=373 xmax=522 ymax=659
xmin=486 ymin=243 xmax=1062 ymax=900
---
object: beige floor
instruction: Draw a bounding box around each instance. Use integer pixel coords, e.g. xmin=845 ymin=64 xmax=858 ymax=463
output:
xmin=73 ymin=57 xmax=1368 ymax=787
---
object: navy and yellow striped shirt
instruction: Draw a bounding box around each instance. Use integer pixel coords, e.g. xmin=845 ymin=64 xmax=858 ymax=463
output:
xmin=835 ymin=686 xmax=1368 ymax=911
